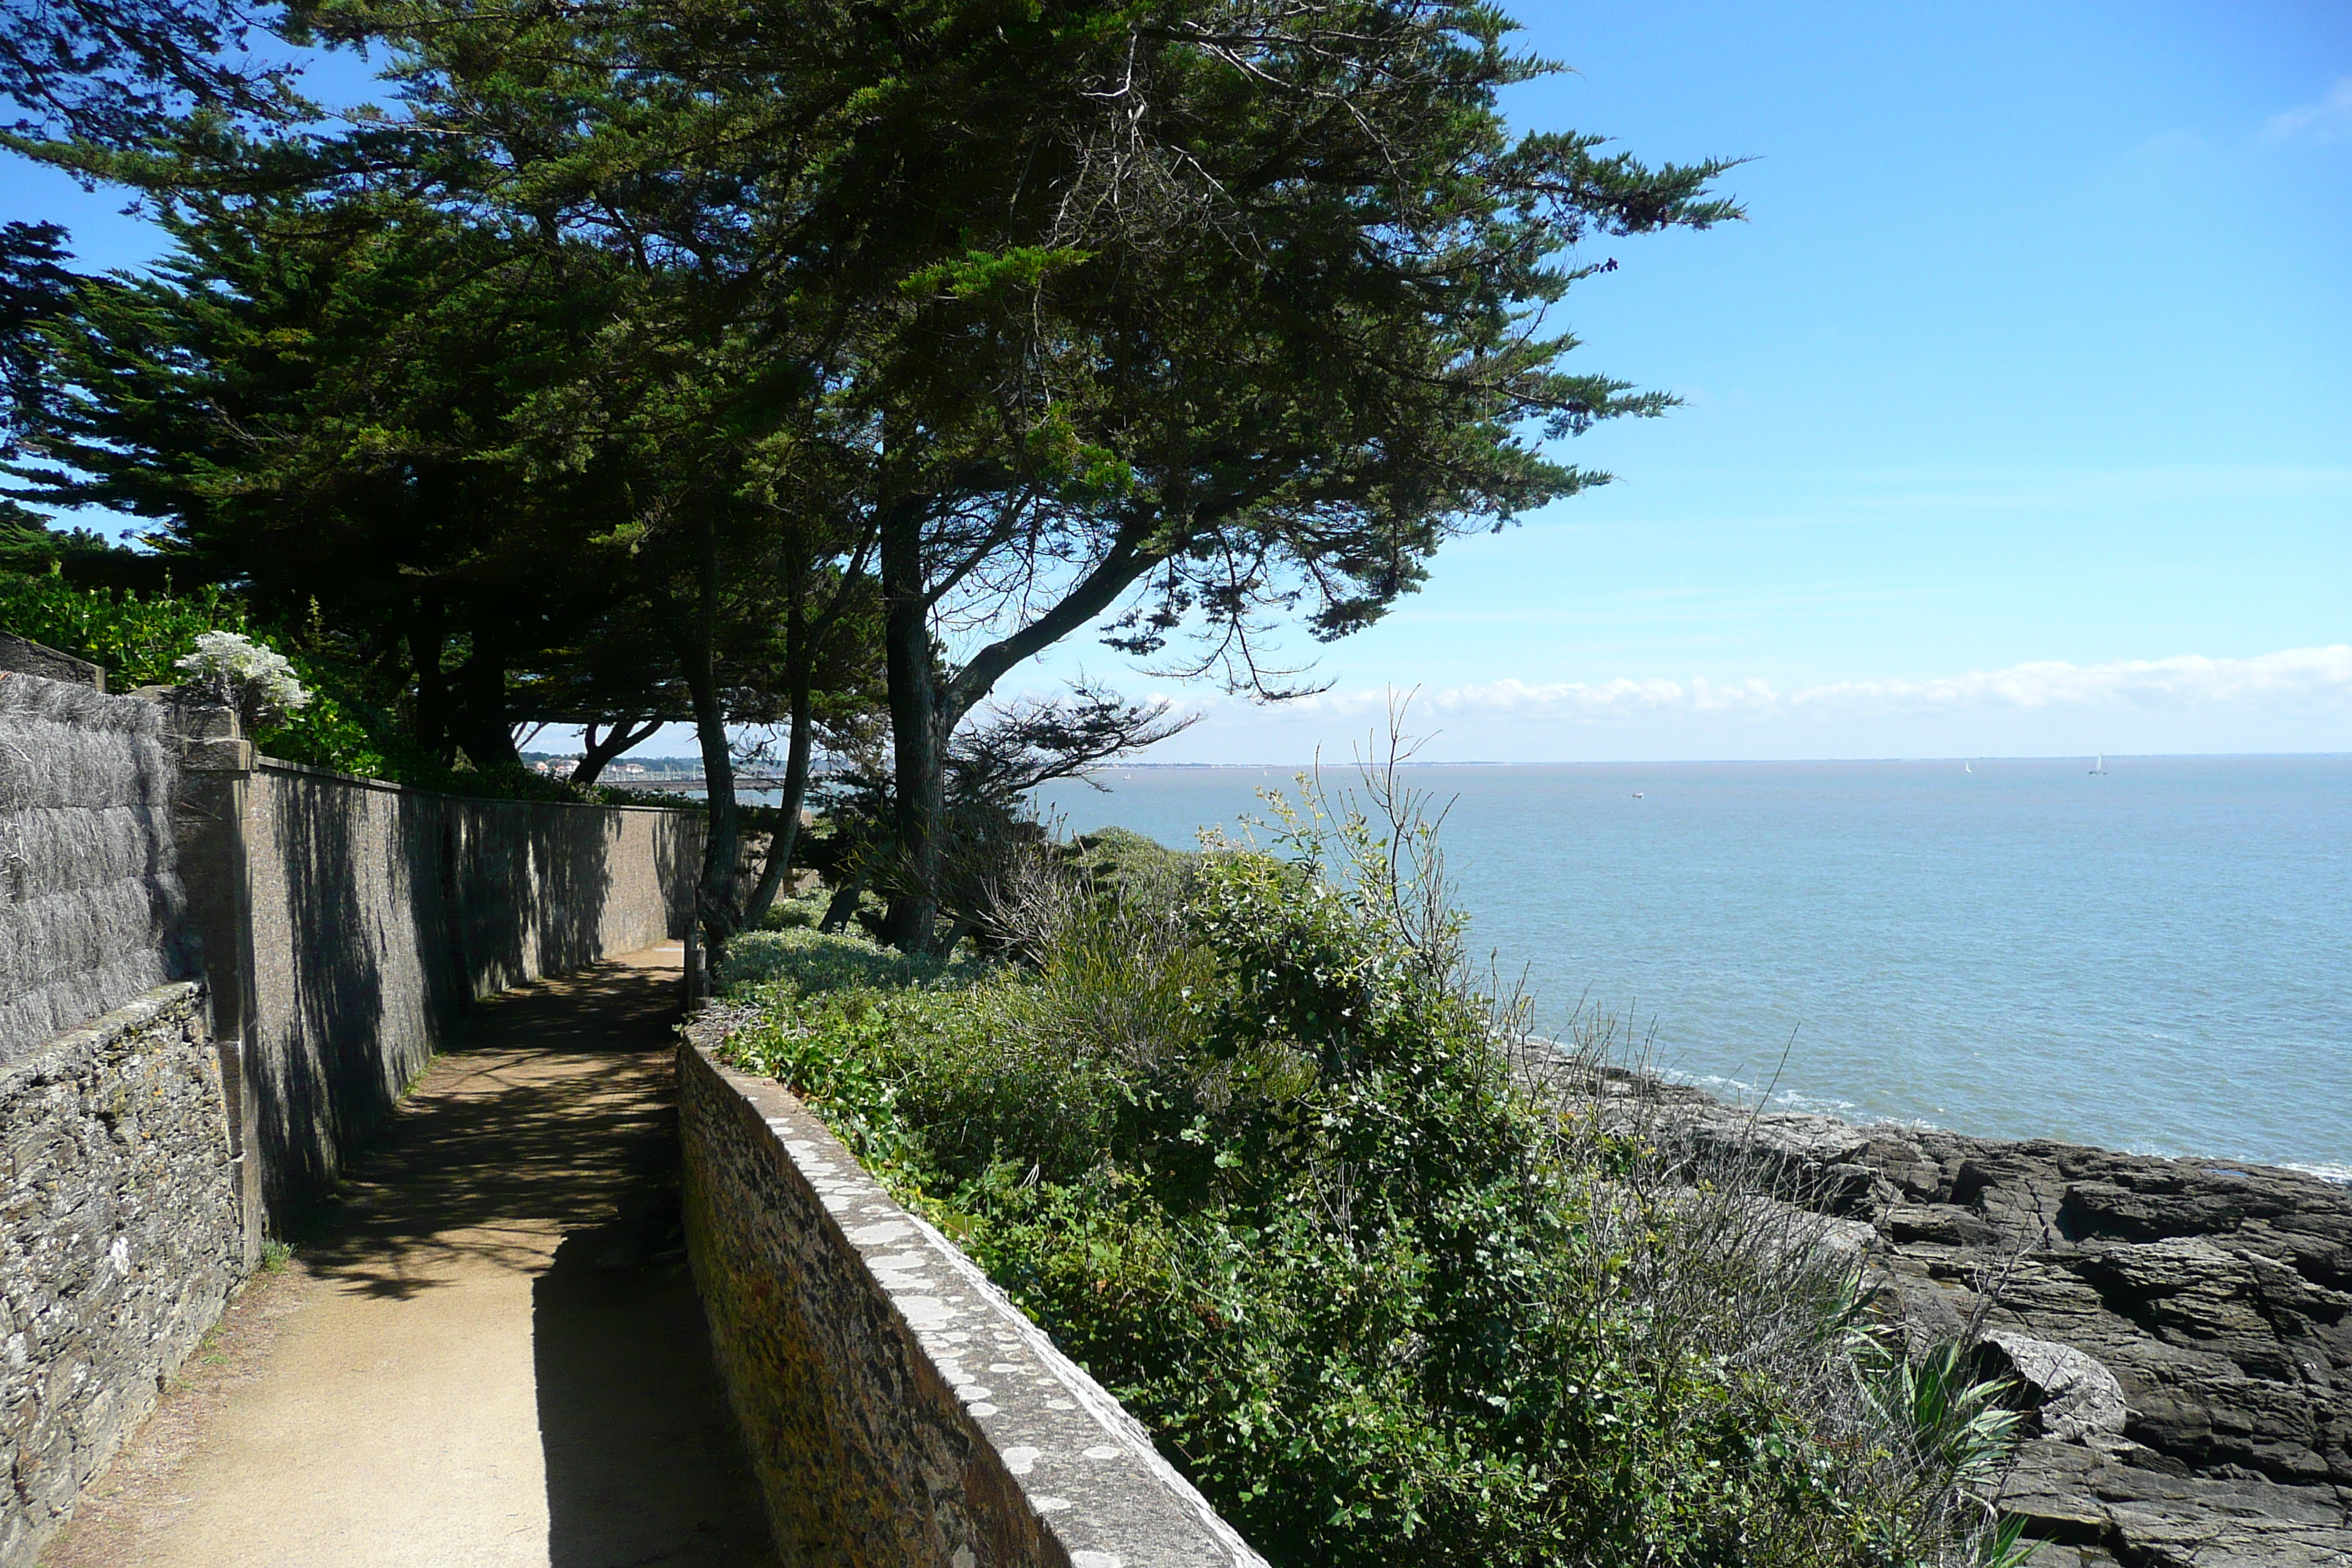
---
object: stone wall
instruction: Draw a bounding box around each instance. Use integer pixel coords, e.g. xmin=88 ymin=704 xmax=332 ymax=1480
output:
xmin=0 ymin=981 xmax=241 ymax=1567
xmin=2 ymin=666 xmax=703 ymax=1215
xmin=239 ymin=761 xmax=700 ymax=1208
xmin=1596 ymin=1076 xmax=2352 ymax=1568
xmin=678 ymin=1022 xmax=1267 ymax=1568
xmin=0 ymin=658 xmax=706 ymax=1566
xmin=0 ymin=673 xmax=185 ymax=1061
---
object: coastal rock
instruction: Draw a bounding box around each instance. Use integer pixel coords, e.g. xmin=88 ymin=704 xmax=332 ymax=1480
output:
xmin=1979 ymin=1330 xmax=2128 ymax=1441
xmin=1578 ymin=1071 xmax=2352 ymax=1564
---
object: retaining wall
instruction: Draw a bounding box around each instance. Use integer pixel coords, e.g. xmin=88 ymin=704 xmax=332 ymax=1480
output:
xmin=678 ymin=1025 xmax=1267 ymax=1568
xmin=0 ymin=981 xmax=239 ymax=1567
xmin=0 ymin=660 xmax=705 ymax=1566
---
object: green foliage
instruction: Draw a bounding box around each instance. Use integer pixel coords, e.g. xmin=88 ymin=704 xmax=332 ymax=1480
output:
xmin=0 ymin=571 xmax=386 ymax=770
xmin=753 ymin=887 xmax=832 ymax=931
xmin=1060 ymin=826 xmax=1196 ymax=899
xmin=717 ymin=926 xmax=987 ymax=998
xmin=0 ymin=568 xmax=235 ymax=688
xmin=0 ymin=572 xmax=669 ymax=804
xmin=720 ymin=819 xmax=2032 ymax=1568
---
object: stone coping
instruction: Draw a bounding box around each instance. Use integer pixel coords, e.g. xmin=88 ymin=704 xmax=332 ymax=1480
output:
xmin=681 ymin=1029 xmax=1270 ymax=1568
xmin=0 ymin=638 xmax=104 ymax=690
xmin=7 ymin=980 xmax=206 ymax=1085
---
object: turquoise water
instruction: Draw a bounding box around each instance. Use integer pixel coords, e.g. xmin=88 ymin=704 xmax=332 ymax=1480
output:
xmin=1028 ymin=756 xmax=2352 ymax=1177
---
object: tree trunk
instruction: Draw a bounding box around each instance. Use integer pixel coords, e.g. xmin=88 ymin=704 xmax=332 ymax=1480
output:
xmin=407 ymin=597 xmax=454 ymax=765
xmin=571 ymin=715 xmax=661 ymax=785
xmin=818 ymin=870 xmax=866 ymax=934
xmin=878 ymin=496 xmax=946 ymax=952
xmin=739 ymin=586 xmax=817 ymax=930
xmin=448 ymin=643 xmax=521 ymax=771
xmin=678 ymin=522 xmax=743 ymax=962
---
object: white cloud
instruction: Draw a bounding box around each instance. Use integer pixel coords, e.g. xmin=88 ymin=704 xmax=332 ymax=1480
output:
xmin=1272 ymin=646 xmax=2352 ymax=726
xmin=2264 ymin=78 xmax=2352 ymax=145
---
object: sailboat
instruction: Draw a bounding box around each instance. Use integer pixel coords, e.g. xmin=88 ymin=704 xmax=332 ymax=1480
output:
xmin=1964 ymin=760 xmax=1972 ymax=774
xmin=2089 ymin=753 xmax=2108 ymax=775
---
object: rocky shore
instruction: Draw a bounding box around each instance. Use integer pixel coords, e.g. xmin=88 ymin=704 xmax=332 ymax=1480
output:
xmin=1595 ymin=1074 xmax=2351 ymax=1568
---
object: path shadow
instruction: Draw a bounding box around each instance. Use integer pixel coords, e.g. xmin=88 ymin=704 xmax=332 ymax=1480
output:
xmin=290 ymin=961 xmax=686 ymax=1284
xmin=534 ymin=1188 xmax=775 ymax=1567
xmin=286 ymin=954 xmax=775 ymax=1565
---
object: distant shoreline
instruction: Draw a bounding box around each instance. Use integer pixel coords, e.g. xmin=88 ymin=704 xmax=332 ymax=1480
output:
xmin=573 ymin=750 xmax=2351 ymax=772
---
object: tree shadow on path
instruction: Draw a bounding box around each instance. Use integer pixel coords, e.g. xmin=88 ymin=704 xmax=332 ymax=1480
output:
xmin=295 ymin=952 xmax=776 ymax=1567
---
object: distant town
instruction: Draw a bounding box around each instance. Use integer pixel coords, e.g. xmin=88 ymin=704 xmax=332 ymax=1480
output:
xmin=519 ymin=753 xmax=706 ymax=780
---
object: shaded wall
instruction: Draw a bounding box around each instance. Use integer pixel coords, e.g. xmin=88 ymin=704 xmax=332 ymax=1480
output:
xmin=243 ymin=761 xmax=701 ymax=1209
xmin=0 ymin=674 xmax=186 ymax=1060
xmin=0 ymin=981 xmax=239 ymax=1568
xmin=0 ymin=661 xmax=704 ymax=1567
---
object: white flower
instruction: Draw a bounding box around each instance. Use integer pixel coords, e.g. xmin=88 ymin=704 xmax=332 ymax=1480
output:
xmin=175 ymin=630 xmax=312 ymax=715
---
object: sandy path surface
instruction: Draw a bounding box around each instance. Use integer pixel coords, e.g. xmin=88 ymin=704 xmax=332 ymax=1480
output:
xmin=42 ymin=946 xmax=777 ymax=1568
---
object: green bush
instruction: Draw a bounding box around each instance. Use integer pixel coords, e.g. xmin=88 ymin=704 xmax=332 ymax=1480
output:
xmin=0 ymin=573 xmax=693 ymax=806
xmin=0 ymin=573 xmax=392 ymax=772
xmin=718 ymin=783 xmax=2030 ymax=1568
xmin=716 ymin=925 xmax=987 ymax=998
xmin=755 ymin=888 xmax=831 ymax=931
xmin=0 ymin=570 xmax=242 ymax=688
xmin=1063 ymin=825 xmax=1196 ymax=897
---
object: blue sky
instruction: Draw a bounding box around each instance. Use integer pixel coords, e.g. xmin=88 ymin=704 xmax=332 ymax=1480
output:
xmin=5 ymin=1 xmax=2347 ymax=761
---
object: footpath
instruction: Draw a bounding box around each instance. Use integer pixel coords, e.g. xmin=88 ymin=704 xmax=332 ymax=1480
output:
xmin=39 ymin=946 xmax=777 ymax=1568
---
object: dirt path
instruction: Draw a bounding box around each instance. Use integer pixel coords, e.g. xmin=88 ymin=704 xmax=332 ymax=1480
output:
xmin=41 ymin=946 xmax=777 ymax=1568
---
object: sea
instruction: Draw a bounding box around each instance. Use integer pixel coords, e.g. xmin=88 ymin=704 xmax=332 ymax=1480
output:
xmin=1020 ymin=755 xmax=2352 ymax=1180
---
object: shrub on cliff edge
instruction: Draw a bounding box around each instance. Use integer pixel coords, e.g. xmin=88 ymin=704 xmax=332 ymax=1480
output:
xmin=719 ymin=758 xmax=2030 ymax=1568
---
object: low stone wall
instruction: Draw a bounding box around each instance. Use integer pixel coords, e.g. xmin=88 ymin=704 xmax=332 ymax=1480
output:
xmin=0 ymin=981 xmax=241 ymax=1568
xmin=1591 ymin=1074 xmax=2352 ymax=1568
xmin=678 ymin=1025 xmax=1267 ymax=1568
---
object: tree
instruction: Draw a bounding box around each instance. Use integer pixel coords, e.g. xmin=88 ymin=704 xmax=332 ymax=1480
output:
xmin=9 ymin=169 xmax=671 ymax=766
xmin=0 ymin=0 xmax=301 ymax=146
xmin=16 ymin=0 xmax=1736 ymax=960
xmin=0 ymin=220 xmax=73 ymax=450
xmin=811 ymin=0 xmax=1741 ymax=947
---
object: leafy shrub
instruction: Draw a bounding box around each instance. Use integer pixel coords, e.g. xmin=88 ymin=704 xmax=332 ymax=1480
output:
xmin=1063 ymin=825 xmax=1196 ymax=897
xmin=718 ymin=757 xmax=2032 ymax=1568
xmin=717 ymin=925 xmax=988 ymax=998
xmin=755 ymin=887 xmax=830 ymax=931
xmin=0 ymin=573 xmax=389 ymax=772
xmin=0 ymin=570 xmax=245 ymax=688
xmin=0 ymin=574 xmax=692 ymax=806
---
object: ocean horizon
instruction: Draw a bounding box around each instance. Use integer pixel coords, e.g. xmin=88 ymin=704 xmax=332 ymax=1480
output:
xmin=1017 ymin=753 xmax=2352 ymax=1181
xmin=1063 ymin=750 xmax=2352 ymax=766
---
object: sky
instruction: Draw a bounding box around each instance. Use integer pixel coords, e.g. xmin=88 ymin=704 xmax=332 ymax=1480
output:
xmin=4 ymin=1 xmax=2348 ymax=762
